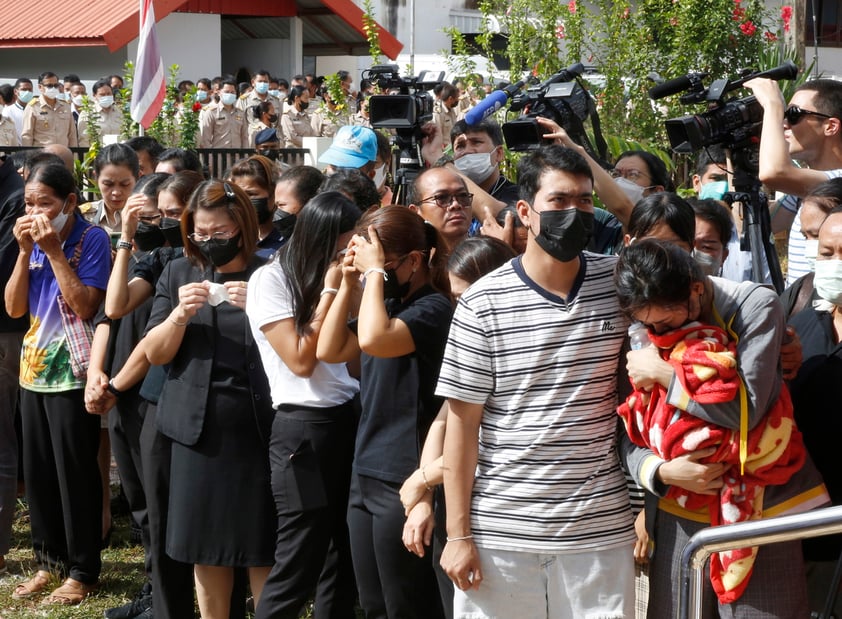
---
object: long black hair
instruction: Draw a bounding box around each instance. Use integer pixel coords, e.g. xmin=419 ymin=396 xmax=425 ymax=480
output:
xmin=279 ymin=191 xmax=361 ymax=334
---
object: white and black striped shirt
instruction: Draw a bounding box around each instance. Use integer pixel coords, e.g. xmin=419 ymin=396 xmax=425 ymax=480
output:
xmin=437 ymin=253 xmax=635 ymax=553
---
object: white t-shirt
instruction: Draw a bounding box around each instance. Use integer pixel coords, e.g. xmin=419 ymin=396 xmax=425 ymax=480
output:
xmin=436 ymin=254 xmax=635 ymax=554
xmin=247 ymin=260 xmax=358 ymax=408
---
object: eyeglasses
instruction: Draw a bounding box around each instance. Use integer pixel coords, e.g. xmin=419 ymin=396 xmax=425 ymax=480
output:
xmin=419 ymin=192 xmax=473 ymax=209
xmin=138 ymin=214 xmax=162 ymax=224
xmin=41 ymin=82 xmax=59 ymax=88
xmin=188 ymin=229 xmax=238 ymax=243
xmin=784 ymin=105 xmax=833 ymax=126
xmin=610 ymin=168 xmax=650 ymax=183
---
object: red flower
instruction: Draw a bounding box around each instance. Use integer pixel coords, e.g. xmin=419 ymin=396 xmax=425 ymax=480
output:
xmin=192 ymin=101 xmax=202 ymax=112
xmin=764 ymin=30 xmax=778 ymax=41
xmin=568 ymin=0 xmax=577 ymax=13
xmin=622 ymin=6 xmax=631 ymax=19
xmin=732 ymin=7 xmax=746 ymax=20
xmin=740 ymin=20 xmax=757 ymax=36
xmin=781 ymin=5 xmax=793 ymax=32
xmin=556 ymin=23 xmax=566 ymax=38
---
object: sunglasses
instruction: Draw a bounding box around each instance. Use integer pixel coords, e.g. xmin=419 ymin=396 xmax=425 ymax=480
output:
xmin=784 ymin=105 xmax=833 ymax=126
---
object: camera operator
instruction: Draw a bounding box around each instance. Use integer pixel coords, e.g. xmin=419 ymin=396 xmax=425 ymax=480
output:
xmin=746 ymin=77 xmax=842 ymax=285
xmin=691 ymin=146 xmax=772 ymax=283
xmin=420 ymin=117 xmax=630 ymax=255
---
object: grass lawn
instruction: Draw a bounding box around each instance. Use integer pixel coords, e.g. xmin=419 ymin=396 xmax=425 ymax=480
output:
xmin=0 ymin=498 xmax=148 ymax=619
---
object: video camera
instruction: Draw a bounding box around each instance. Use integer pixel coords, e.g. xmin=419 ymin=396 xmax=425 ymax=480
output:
xmin=362 ymin=65 xmax=444 ymax=132
xmin=651 ymin=61 xmax=798 ymax=155
xmin=501 ymin=62 xmax=608 ymax=163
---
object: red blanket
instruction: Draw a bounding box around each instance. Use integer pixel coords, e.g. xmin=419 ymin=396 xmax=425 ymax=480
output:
xmin=618 ymin=322 xmax=806 ymax=604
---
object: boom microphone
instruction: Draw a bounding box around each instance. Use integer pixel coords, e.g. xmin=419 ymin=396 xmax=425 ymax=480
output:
xmin=649 ymin=73 xmax=707 ymax=100
xmin=464 ymin=80 xmax=526 ymax=125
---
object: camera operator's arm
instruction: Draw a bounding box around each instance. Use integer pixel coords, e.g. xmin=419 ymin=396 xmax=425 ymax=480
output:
xmin=536 ymin=117 xmax=634 ymax=228
xmin=420 ymin=122 xmax=507 ymax=221
xmin=746 ymin=78 xmax=833 ymax=197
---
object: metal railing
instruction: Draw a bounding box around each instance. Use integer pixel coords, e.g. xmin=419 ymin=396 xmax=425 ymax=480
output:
xmin=680 ymin=505 xmax=842 ymax=619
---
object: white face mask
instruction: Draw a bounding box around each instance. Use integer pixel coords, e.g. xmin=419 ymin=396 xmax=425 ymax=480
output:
xmin=98 ymin=96 xmax=114 ymax=109
xmin=50 ymin=201 xmax=70 ymax=234
xmin=804 ymin=238 xmax=820 ymax=273
xmin=692 ymin=248 xmax=722 ymax=277
xmin=372 ymin=163 xmax=387 ymax=189
xmin=220 ymin=92 xmax=237 ymax=106
xmin=815 ymin=259 xmax=842 ymax=305
xmin=615 ymin=176 xmax=646 ymax=205
xmin=43 ymin=87 xmax=60 ymax=100
xmin=455 ymin=151 xmax=496 ymax=185
xmin=72 ymin=95 xmax=85 ymax=107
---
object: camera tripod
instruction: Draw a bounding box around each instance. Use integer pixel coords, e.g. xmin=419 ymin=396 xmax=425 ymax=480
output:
xmin=721 ymin=148 xmax=785 ymax=293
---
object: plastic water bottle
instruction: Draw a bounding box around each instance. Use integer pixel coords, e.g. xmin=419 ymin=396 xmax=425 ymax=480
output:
xmin=628 ymin=322 xmax=651 ymax=350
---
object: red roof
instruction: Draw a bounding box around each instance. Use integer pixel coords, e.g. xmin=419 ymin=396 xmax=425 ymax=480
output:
xmin=0 ymin=0 xmax=402 ymax=58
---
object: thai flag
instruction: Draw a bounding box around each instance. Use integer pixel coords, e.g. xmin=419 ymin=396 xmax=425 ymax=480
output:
xmin=130 ymin=0 xmax=166 ymax=129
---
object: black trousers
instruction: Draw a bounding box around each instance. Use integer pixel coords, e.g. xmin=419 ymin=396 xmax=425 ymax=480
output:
xmin=139 ymin=401 xmax=195 ymax=619
xmin=21 ymin=388 xmax=101 ymax=584
xmin=109 ymin=386 xmax=150 ymax=575
xmin=255 ymin=403 xmax=357 ymax=619
xmin=347 ymin=472 xmax=445 ymax=619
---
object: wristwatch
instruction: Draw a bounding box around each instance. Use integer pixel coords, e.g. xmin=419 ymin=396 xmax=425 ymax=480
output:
xmin=116 ymin=240 xmax=133 ymax=251
xmin=107 ymin=378 xmax=123 ymax=396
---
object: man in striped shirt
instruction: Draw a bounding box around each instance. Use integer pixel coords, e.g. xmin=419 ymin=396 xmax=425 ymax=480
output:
xmin=437 ymin=144 xmax=636 ymax=618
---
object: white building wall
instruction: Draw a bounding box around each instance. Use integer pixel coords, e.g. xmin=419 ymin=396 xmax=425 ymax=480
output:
xmin=127 ymin=13 xmax=221 ymax=82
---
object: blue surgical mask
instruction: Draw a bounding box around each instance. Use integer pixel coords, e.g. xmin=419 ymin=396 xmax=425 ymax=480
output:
xmin=255 ymin=82 xmax=269 ymax=95
xmin=196 ymin=90 xmax=208 ymax=102
xmin=17 ymin=90 xmax=34 ymax=104
xmin=699 ymin=180 xmax=728 ymax=201
xmin=220 ymin=92 xmax=237 ymax=106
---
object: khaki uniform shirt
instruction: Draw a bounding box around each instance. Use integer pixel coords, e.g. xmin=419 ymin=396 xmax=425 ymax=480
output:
xmin=21 ymin=96 xmax=77 ymax=147
xmin=76 ymin=105 xmax=123 ymax=147
xmin=280 ymin=109 xmax=316 ymax=148
xmin=310 ymin=108 xmax=341 ymax=139
xmin=433 ymin=99 xmax=458 ymax=145
xmin=0 ymin=113 xmax=19 ymax=146
xmin=236 ymin=91 xmax=281 ymax=132
xmin=199 ymin=103 xmax=249 ymax=149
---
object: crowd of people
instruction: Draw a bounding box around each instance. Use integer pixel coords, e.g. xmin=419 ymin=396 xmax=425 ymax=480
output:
xmin=0 ymin=64 xmax=841 ymax=619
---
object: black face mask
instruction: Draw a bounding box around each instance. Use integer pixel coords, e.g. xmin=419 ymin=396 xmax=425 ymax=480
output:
xmin=383 ymin=269 xmax=411 ymax=300
xmin=160 ymin=217 xmax=184 ymax=247
xmin=272 ymin=209 xmax=296 ymax=238
xmin=134 ymin=221 xmax=166 ymax=251
xmin=194 ymin=234 xmax=241 ymax=268
xmin=251 ymin=197 xmax=273 ymax=225
xmin=299 ymin=100 xmax=309 ymax=111
xmin=267 ymin=114 xmax=279 ymax=124
xmin=260 ymin=149 xmax=280 ymax=161
xmin=533 ymin=208 xmax=594 ymax=263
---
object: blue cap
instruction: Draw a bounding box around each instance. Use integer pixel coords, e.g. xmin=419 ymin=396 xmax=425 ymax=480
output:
xmin=318 ymin=125 xmax=378 ymax=168
xmin=255 ymin=128 xmax=279 ymax=146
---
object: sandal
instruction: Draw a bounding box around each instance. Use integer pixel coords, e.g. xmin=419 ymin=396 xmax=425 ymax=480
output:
xmin=41 ymin=577 xmax=98 ymax=606
xmin=12 ymin=570 xmax=51 ymax=599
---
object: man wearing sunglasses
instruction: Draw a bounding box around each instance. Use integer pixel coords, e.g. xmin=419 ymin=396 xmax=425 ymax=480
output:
xmin=408 ymin=167 xmax=473 ymax=253
xmin=746 ymin=77 xmax=842 ymax=284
